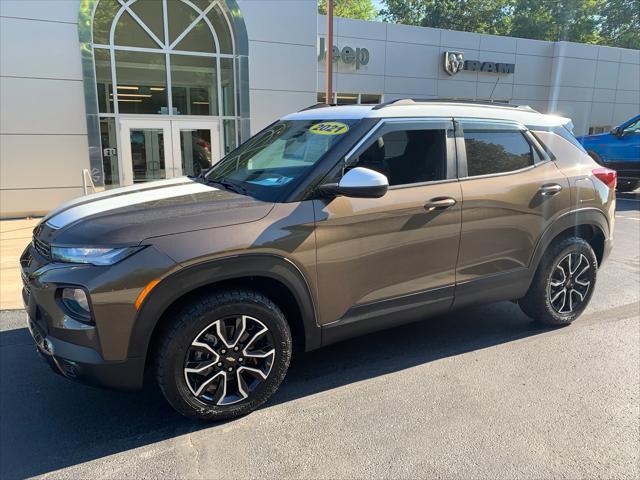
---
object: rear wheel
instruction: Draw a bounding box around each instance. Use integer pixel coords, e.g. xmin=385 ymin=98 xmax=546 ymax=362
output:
xmin=155 ymin=290 xmax=292 ymax=421
xmin=520 ymin=237 xmax=597 ymax=326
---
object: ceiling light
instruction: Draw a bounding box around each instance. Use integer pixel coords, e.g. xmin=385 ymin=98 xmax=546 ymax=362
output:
xmin=110 ymin=93 xmax=152 ymax=98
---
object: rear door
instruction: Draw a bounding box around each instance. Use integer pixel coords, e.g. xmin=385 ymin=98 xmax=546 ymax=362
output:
xmin=453 ymin=119 xmax=570 ymax=308
xmin=314 ymin=119 xmax=462 ymax=329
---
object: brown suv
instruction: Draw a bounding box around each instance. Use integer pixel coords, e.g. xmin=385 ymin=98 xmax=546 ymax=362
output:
xmin=22 ymin=99 xmax=616 ymax=420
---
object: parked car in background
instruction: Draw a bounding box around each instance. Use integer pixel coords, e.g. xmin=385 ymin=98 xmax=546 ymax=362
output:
xmin=578 ymin=115 xmax=640 ymax=192
xmin=23 ymin=100 xmax=616 ymax=421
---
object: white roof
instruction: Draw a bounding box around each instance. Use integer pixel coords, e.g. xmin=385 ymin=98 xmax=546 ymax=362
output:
xmin=283 ymin=101 xmax=571 ymax=128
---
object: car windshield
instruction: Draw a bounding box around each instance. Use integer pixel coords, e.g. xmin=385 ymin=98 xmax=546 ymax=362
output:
xmin=204 ymin=119 xmax=359 ymax=201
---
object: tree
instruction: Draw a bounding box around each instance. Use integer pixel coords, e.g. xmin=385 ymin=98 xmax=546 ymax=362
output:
xmin=380 ymin=0 xmax=511 ymax=34
xmin=379 ymin=0 xmax=639 ymax=48
xmin=598 ymin=0 xmax=640 ymax=49
xmin=509 ymin=0 xmax=601 ymax=44
xmin=318 ymin=0 xmax=377 ymax=21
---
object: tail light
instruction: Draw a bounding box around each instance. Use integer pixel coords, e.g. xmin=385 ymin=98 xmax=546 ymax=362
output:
xmin=592 ymin=167 xmax=617 ymax=189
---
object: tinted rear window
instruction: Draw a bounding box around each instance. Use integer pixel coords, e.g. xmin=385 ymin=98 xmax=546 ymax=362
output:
xmin=463 ymin=128 xmax=534 ymax=176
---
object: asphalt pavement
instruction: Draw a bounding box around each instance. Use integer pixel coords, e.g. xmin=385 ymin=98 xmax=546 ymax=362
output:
xmin=1 ymin=195 xmax=638 ymax=479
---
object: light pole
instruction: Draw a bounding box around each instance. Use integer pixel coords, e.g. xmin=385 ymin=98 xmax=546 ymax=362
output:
xmin=325 ymin=0 xmax=334 ymax=105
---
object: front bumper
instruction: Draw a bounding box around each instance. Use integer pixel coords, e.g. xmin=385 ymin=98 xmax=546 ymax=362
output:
xmin=25 ymin=308 xmax=145 ymax=390
xmin=21 ymin=240 xmax=177 ymax=391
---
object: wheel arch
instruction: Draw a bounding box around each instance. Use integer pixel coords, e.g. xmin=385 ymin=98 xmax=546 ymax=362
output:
xmin=530 ymin=208 xmax=609 ymax=274
xmin=129 ymin=254 xmax=322 ymax=365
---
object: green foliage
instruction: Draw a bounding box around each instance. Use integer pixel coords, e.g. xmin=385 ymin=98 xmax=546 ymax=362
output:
xmin=381 ymin=0 xmax=512 ymax=34
xmin=598 ymin=0 xmax=640 ymax=49
xmin=380 ymin=0 xmax=640 ymax=49
xmin=318 ymin=0 xmax=377 ymax=21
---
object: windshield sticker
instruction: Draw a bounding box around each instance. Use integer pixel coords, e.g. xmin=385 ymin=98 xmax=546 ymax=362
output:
xmin=247 ymin=176 xmax=294 ymax=186
xmin=309 ymin=122 xmax=349 ymax=135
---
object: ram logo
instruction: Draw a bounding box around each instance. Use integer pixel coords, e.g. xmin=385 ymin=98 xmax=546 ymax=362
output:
xmin=444 ymin=51 xmax=465 ymax=76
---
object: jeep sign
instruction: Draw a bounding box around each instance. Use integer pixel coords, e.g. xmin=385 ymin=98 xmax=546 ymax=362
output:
xmin=318 ymin=37 xmax=370 ymax=70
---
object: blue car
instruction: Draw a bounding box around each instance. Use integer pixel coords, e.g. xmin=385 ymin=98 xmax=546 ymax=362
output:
xmin=577 ymin=114 xmax=640 ymax=192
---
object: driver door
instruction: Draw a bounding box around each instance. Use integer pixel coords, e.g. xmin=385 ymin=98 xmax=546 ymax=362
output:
xmin=313 ymin=119 xmax=462 ymax=333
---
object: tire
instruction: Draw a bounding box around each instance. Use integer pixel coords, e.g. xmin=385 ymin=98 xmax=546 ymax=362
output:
xmin=155 ymin=289 xmax=292 ymax=421
xmin=617 ymin=180 xmax=639 ymax=193
xmin=519 ymin=237 xmax=598 ymax=326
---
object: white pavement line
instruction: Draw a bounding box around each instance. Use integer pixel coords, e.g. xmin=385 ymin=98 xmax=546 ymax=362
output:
xmin=615 ymin=215 xmax=640 ymax=221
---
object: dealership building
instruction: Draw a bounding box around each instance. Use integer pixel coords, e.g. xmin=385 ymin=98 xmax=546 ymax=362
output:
xmin=1 ymin=0 xmax=639 ymax=218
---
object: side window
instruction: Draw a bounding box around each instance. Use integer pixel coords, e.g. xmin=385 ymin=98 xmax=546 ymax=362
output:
xmin=463 ymin=124 xmax=534 ymax=177
xmin=350 ymin=127 xmax=448 ymax=186
xmin=623 ymin=119 xmax=640 ymax=135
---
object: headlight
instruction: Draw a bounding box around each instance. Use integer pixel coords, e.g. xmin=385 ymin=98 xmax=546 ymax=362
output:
xmin=51 ymin=246 xmax=142 ymax=266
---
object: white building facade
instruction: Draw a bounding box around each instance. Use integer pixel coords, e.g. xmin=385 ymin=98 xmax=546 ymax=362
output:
xmin=1 ymin=0 xmax=639 ymax=218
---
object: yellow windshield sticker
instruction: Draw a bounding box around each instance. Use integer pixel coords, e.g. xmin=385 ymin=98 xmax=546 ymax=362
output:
xmin=309 ymin=122 xmax=349 ymax=135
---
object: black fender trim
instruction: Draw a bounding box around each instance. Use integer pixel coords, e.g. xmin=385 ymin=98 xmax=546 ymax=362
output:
xmin=529 ymin=208 xmax=610 ymax=273
xmin=453 ymin=208 xmax=610 ymax=309
xmin=129 ymin=254 xmax=321 ymax=360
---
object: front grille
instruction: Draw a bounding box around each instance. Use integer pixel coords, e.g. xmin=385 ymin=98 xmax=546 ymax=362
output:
xmin=32 ymin=235 xmax=51 ymax=261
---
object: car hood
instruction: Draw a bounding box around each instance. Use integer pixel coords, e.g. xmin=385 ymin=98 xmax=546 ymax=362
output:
xmin=39 ymin=177 xmax=274 ymax=245
xmin=576 ymin=132 xmax=609 ymax=143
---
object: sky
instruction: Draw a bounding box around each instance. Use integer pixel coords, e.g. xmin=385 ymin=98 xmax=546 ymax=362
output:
xmin=372 ymin=0 xmax=384 ymax=19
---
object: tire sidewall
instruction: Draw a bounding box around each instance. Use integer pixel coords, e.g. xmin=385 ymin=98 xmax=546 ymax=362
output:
xmin=160 ymin=293 xmax=292 ymax=420
xmin=541 ymin=239 xmax=598 ymax=324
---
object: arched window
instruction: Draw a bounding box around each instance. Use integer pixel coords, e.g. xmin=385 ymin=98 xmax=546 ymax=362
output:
xmin=92 ymin=0 xmax=238 ymax=117
xmin=79 ymin=0 xmax=249 ymax=188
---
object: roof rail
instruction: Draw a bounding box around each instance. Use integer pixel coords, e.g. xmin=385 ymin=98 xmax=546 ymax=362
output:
xmin=299 ymin=103 xmax=337 ymax=112
xmin=372 ymin=98 xmax=536 ymax=111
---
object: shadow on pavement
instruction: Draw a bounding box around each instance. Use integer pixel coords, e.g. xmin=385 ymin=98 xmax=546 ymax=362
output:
xmin=0 ymin=302 xmax=551 ymax=479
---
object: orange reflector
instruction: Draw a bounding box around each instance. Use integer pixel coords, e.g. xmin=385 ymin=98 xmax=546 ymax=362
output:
xmin=135 ymin=279 xmax=160 ymax=310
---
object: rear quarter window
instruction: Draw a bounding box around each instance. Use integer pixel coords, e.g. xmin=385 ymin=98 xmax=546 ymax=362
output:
xmin=463 ymin=128 xmax=534 ymax=176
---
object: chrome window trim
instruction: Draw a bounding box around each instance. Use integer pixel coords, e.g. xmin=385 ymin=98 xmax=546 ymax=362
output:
xmin=388 ymin=177 xmax=460 ymax=191
xmin=456 ymin=118 xmax=544 ymax=180
xmin=456 ymin=159 xmax=553 ymax=182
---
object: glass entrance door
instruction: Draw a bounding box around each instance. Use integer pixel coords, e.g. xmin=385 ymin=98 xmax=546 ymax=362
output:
xmin=172 ymin=120 xmax=221 ymax=178
xmin=119 ymin=119 xmax=220 ymax=186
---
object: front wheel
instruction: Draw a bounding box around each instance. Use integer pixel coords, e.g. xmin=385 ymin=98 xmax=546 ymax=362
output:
xmin=155 ymin=290 xmax=292 ymax=421
xmin=520 ymin=237 xmax=598 ymax=326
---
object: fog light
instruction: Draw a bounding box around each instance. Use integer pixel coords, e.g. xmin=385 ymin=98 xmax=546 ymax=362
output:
xmin=61 ymin=288 xmax=91 ymax=320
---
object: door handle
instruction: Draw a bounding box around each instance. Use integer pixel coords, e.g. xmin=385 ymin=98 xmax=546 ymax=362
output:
xmin=424 ymin=197 xmax=456 ymax=212
xmin=539 ymin=183 xmax=563 ymax=196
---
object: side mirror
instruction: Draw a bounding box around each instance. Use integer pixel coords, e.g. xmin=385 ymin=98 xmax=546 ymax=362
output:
xmin=319 ymin=167 xmax=389 ymax=199
xmin=611 ymin=126 xmax=622 ymax=137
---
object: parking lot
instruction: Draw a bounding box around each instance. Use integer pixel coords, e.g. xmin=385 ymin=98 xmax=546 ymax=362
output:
xmin=0 ymin=195 xmax=638 ymax=479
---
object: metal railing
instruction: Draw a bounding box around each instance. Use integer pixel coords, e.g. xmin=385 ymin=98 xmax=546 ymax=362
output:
xmin=82 ymin=169 xmax=98 ymax=195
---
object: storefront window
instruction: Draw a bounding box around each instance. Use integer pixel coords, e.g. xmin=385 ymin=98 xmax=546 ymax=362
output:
xmin=99 ymin=118 xmax=119 ymax=189
xmin=114 ymin=51 xmax=168 ymax=114
xmin=221 ymin=58 xmax=235 ymax=116
xmin=89 ymin=0 xmax=247 ymax=187
xmin=207 ymin=4 xmax=234 ymax=54
xmin=170 ymin=55 xmax=218 ymax=115
xmin=223 ymin=119 xmax=237 ymax=154
xmin=336 ymin=93 xmax=359 ymax=104
xmin=94 ymin=48 xmax=113 ymax=113
xmin=316 ymin=92 xmax=383 ymax=105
